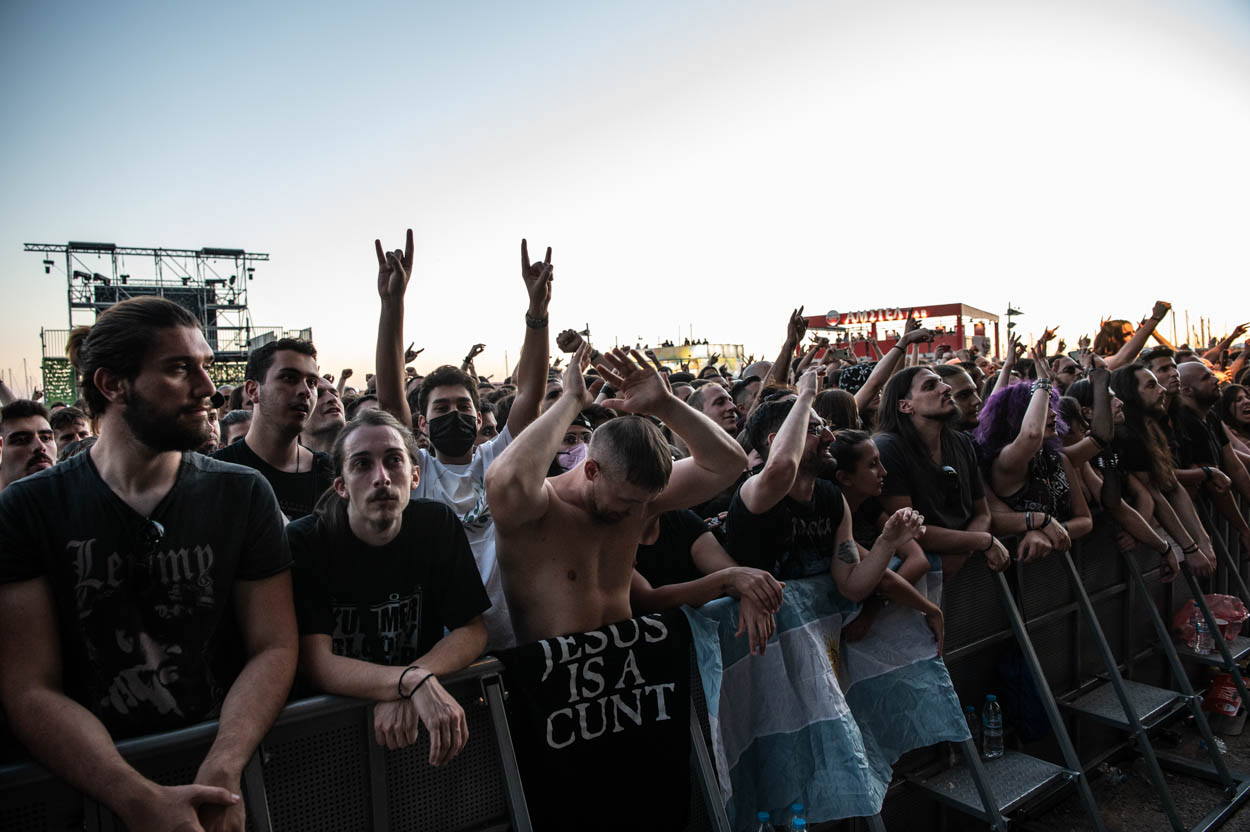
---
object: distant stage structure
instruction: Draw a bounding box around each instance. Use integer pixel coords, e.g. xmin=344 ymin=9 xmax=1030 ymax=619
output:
xmin=24 ymin=241 xmax=311 ymax=405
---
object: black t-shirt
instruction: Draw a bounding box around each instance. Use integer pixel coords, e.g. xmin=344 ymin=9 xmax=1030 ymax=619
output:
xmin=287 ymin=499 xmax=490 ymax=665
xmin=876 ymin=430 xmax=984 ymax=531
xmin=1176 ymin=406 xmax=1227 ymax=468
xmin=725 ymin=478 xmax=847 ymax=579
xmin=211 ymin=439 xmax=334 ymax=521
xmin=634 ymin=510 xmax=709 ymax=588
xmin=851 ymin=496 xmax=887 ymax=549
xmin=0 ymin=451 xmax=290 ymax=739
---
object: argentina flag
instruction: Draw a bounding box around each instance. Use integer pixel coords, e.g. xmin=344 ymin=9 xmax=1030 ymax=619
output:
xmin=685 ymin=564 xmax=966 ymax=830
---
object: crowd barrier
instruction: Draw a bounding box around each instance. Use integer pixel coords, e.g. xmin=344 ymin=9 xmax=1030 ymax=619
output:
xmin=1 ymin=498 xmax=1247 ymax=832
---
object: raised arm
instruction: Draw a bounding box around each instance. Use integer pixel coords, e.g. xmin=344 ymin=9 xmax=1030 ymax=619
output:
xmin=738 ymin=369 xmax=819 ymax=514
xmin=374 ymin=230 xmax=415 ymax=427
xmin=750 ymin=307 xmax=806 ymax=413
xmin=855 ymin=325 xmax=932 ymax=413
xmin=487 ymin=346 xmax=593 ymax=530
xmin=833 ymin=506 xmax=924 ymax=602
xmin=1106 ymin=301 xmax=1169 ymax=370
xmin=505 ymin=240 xmax=553 ymax=436
xmin=989 ymin=350 xmax=1053 ymax=492
xmin=594 ymin=349 xmax=747 ymax=514
xmin=1202 ymin=323 xmax=1248 ymax=363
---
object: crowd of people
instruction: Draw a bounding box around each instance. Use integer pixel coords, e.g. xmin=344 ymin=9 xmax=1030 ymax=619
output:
xmin=1 ymin=231 xmax=1248 ymax=830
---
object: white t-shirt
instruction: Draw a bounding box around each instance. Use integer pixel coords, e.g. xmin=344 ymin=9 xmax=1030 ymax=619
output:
xmin=414 ymin=425 xmax=516 ymax=650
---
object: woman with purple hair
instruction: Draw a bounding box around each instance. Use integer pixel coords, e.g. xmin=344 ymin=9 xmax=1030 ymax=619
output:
xmin=973 ymin=350 xmax=1093 ymax=561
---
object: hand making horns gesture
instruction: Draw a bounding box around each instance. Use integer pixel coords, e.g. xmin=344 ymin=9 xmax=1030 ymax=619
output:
xmin=593 ymin=348 xmax=670 ymax=415
xmin=375 ymin=229 xmax=414 ymax=301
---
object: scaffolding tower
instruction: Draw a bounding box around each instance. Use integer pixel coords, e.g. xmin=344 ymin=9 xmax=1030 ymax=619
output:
xmin=25 ymin=241 xmax=310 ymax=404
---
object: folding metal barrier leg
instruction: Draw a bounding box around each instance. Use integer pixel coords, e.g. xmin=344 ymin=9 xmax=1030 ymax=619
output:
xmin=994 ymin=571 xmax=1108 ymax=832
xmin=242 ymin=750 xmax=273 ymax=832
xmin=959 ymin=737 xmax=1007 ymax=832
xmin=1197 ymin=501 xmax=1250 ymax=608
xmin=688 ymin=702 xmax=733 ymax=832
xmin=1061 ymin=550 xmax=1186 ymax=831
xmin=482 ymin=673 xmax=534 ymax=832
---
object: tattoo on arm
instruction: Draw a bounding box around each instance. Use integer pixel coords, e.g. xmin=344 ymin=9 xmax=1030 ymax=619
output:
xmin=837 ymin=539 xmax=860 ymax=565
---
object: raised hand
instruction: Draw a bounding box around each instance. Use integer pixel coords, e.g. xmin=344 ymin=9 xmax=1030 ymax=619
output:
xmin=1030 ymin=346 xmax=1053 ymax=382
xmin=31 ymin=388 xmax=43 ymax=401
xmin=556 ymin=329 xmax=585 ymax=353
xmin=1055 ymin=338 xmax=1067 ymax=355
xmin=708 ymin=352 xmax=720 ymax=365
xmin=1151 ymin=300 xmax=1171 ymax=321
xmin=904 ymin=311 xmax=921 ymax=334
xmin=797 ymin=366 xmax=822 ymax=397
xmin=1077 ymin=334 xmax=1091 ymax=351
xmin=520 ymin=239 xmax=553 ymax=314
xmin=881 ymin=507 xmax=926 ymax=547
xmin=1002 ymin=333 xmax=1022 ymax=368
xmin=593 ymin=348 xmax=672 ymax=416
xmin=901 ymin=326 xmax=935 ymax=347
xmin=468 ymin=343 xmax=486 ymax=360
xmin=375 ymin=229 xmax=414 ymax=302
xmin=340 ymin=368 xmax=353 ymax=380
xmin=563 ymin=344 xmax=596 ymax=407
xmin=787 ymin=306 xmax=808 ymax=343
xmin=404 ymin=344 xmax=424 ymax=363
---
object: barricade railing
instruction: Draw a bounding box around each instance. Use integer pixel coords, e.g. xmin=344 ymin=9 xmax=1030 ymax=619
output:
xmin=4 ymin=498 xmax=1246 ymax=832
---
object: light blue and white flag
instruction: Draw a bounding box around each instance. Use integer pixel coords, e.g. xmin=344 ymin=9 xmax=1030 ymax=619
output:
xmin=685 ymin=562 xmax=966 ymax=831
xmin=838 ymin=556 xmax=969 ymax=789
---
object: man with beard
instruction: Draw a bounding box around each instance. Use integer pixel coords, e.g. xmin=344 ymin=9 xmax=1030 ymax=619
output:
xmin=288 ymin=409 xmax=488 ymax=764
xmin=489 ymin=346 xmax=747 ymax=644
xmin=371 ymin=233 xmax=552 ymax=650
xmin=874 ymin=367 xmax=1011 ymax=578
xmin=1109 ymin=362 xmax=1217 ymax=574
xmin=1175 ymin=361 xmax=1250 ymax=553
xmin=300 ymin=376 xmax=346 ymax=455
xmin=213 ymin=338 xmax=334 ymax=520
xmin=932 ymin=365 xmax=984 ymax=433
xmin=0 ymin=296 xmax=296 ymax=832
xmin=724 ymin=369 xmax=930 ymax=608
xmin=0 ymin=400 xmax=56 ymax=492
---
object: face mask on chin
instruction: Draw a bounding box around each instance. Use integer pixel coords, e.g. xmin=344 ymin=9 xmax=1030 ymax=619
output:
xmin=555 ymin=441 xmax=588 ymax=472
xmin=427 ymin=411 xmax=478 ymax=457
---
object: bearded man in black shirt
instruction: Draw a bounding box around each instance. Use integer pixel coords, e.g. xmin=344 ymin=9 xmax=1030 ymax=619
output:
xmin=1176 ymin=361 xmax=1250 ymax=553
xmin=213 ymin=338 xmax=334 ymax=520
xmin=288 ymin=409 xmax=489 ymax=765
xmin=0 ymin=296 xmax=297 ymax=832
xmin=874 ymin=367 xmax=1010 ymax=577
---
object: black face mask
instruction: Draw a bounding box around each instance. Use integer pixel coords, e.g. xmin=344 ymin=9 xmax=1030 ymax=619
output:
xmin=428 ymin=411 xmax=478 ymax=457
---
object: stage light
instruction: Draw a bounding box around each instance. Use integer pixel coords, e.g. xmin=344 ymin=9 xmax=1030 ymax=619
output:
xmin=42 ymin=259 xmax=54 ymax=274
xmin=72 ymin=270 xmax=91 ymax=282
xmin=92 ymin=273 xmax=110 ymax=286
xmin=119 ymin=274 xmax=129 ymax=284
xmin=181 ymin=277 xmax=191 ymax=286
xmin=206 ymin=278 xmax=226 ymax=287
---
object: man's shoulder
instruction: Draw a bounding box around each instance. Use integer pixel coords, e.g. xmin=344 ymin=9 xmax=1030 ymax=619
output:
xmin=185 ymin=451 xmax=272 ymax=486
xmin=403 ymin=496 xmax=462 ymax=527
xmin=873 ymin=431 xmax=903 ymax=453
xmin=210 ymin=440 xmax=254 ymax=465
xmin=0 ymin=451 xmax=93 ymax=506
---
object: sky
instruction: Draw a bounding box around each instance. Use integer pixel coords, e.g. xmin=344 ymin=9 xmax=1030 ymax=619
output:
xmin=3 ymin=0 xmax=1249 ymax=394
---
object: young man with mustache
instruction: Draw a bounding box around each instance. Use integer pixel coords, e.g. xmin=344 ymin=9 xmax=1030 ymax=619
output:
xmin=213 ymin=338 xmax=334 ymax=521
xmin=0 ymin=400 xmax=56 ymax=493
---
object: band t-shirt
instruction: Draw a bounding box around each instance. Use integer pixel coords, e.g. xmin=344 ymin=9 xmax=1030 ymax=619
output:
xmin=211 ymin=439 xmax=334 ymax=521
xmin=634 ymin=510 xmax=710 ymax=588
xmin=875 ymin=431 xmax=984 ymax=531
xmin=725 ymin=477 xmax=847 ymax=579
xmin=287 ymin=498 xmax=490 ymax=665
xmin=0 ymin=451 xmax=290 ymax=739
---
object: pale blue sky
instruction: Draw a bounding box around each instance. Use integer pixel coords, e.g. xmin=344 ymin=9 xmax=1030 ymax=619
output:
xmin=3 ymin=0 xmax=1250 ymax=393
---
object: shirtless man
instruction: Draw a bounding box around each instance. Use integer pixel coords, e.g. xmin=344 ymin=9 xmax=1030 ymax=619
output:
xmin=488 ymin=346 xmax=748 ymax=644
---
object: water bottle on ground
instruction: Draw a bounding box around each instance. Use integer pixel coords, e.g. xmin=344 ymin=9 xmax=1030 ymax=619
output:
xmin=788 ymin=803 xmax=805 ymax=831
xmin=791 ymin=819 xmax=807 ymax=831
xmin=982 ymin=694 xmax=1004 ymax=759
xmin=754 ymin=810 xmax=774 ymax=832
xmin=1194 ymin=611 xmax=1214 ymax=655
xmin=965 ymin=704 xmax=981 ymax=753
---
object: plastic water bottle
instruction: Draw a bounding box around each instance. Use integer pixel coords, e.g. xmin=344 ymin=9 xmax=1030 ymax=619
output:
xmin=982 ymin=695 xmax=1004 ymax=759
xmin=791 ymin=819 xmax=807 ymax=831
xmin=788 ymin=803 xmax=805 ymax=831
xmin=755 ymin=811 xmax=774 ymax=831
xmin=1193 ymin=611 xmax=1214 ymax=655
xmin=965 ymin=704 xmax=981 ymax=752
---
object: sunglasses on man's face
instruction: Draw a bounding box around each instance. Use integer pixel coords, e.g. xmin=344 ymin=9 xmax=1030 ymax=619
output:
xmin=128 ymin=519 xmax=165 ymax=594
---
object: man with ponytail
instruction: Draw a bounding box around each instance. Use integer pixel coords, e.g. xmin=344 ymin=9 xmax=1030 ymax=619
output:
xmin=287 ymin=409 xmax=489 ymax=764
xmin=0 ymin=296 xmax=297 ymax=832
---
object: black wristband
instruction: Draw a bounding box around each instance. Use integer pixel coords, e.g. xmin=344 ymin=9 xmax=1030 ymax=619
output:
xmin=979 ymin=534 xmax=995 ymax=554
xmin=397 ymin=665 xmax=428 ymax=699
xmin=1181 ymin=542 xmax=1200 ymax=555
xmin=525 ymin=312 xmax=548 ymax=329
